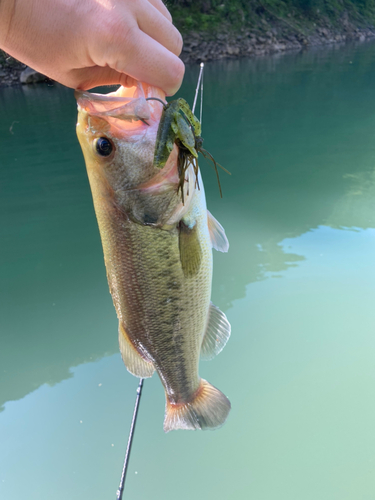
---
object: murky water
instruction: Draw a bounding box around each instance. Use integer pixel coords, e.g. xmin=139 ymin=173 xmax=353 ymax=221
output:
xmin=2 ymin=41 xmax=375 ymax=499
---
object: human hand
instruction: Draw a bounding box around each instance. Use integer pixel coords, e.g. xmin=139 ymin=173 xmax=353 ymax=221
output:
xmin=0 ymin=0 xmax=184 ymax=95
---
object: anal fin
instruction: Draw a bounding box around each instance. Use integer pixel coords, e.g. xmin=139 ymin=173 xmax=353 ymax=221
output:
xmin=201 ymin=302 xmax=231 ymax=361
xmin=118 ymin=323 xmax=155 ymax=378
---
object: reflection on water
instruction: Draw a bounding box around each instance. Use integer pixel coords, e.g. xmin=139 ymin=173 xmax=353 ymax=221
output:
xmin=327 ymin=170 xmax=375 ymax=229
xmin=0 ymin=85 xmax=120 ymax=411
xmin=2 ymin=40 xmax=375 ymax=500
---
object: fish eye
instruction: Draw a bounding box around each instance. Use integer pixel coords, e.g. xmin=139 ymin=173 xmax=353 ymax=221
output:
xmin=95 ymin=137 xmax=113 ymax=157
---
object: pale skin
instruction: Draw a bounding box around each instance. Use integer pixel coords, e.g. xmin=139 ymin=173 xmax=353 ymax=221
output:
xmin=0 ymin=0 xmax=185 ymax=95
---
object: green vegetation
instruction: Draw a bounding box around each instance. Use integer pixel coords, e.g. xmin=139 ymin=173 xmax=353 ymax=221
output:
xmin=2 ymin=0 xmax=375 ymax=83
xmin=168 ymin=0 xmax=375 ymax=34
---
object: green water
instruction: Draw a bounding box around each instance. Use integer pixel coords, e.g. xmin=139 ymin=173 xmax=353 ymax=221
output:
xmin=2 ymin=42 xmax=375 ymax=499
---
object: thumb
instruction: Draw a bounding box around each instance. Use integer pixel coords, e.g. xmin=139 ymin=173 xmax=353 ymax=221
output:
xmin=62 ymin=66 xmax=138 ymax=90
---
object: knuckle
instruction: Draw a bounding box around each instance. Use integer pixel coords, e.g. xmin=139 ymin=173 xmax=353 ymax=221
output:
xmin=99 ymin=14 xmax=138 ymax=47
xmin=100 ymin=22 xmax=138 ymax=70
xmin=121 ymin=22 xmax=139 ymax=47
xmin=110 ymin=20 xmax=137 ymax=50
xmin=172 ymin=29 xmax=183 ymax=56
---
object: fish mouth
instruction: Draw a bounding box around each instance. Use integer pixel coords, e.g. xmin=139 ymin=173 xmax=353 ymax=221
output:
xmin=75 ymin=83 xmax=166 ymax=138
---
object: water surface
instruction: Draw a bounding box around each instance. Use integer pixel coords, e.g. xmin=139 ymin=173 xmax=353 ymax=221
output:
xmin=1 ymin=41 xmax=375 ymax=499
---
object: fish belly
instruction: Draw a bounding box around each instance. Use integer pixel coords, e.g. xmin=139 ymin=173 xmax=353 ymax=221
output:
xmin=97 ymin=199 xmax=212 ymax=404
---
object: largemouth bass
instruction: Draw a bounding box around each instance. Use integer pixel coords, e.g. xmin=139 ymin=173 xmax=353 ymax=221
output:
xmin=75 ymin=83 xmax=231 ymax=431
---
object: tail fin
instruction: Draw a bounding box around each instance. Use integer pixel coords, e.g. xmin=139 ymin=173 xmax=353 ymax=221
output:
xmin=163 ymin=379 xmax=231 ymax=432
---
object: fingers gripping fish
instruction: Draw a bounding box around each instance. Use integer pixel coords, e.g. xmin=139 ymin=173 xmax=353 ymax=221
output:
xmin=75 ymin=83 xmax=231 ymax=432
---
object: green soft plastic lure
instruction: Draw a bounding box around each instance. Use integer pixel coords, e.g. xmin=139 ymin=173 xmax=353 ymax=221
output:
xmin=146 ymin=97 xmax=227 ymax=200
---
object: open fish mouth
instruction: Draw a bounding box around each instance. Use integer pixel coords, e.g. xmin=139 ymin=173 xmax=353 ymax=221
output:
xmin=75 ymin=83 xmax=166 ymax=139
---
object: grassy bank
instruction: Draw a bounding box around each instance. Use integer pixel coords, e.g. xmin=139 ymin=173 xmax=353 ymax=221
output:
xmin=2 ymin=0 xmax=375 ymax=86
xmin=169 ymin=0 xmax=375 ymax=35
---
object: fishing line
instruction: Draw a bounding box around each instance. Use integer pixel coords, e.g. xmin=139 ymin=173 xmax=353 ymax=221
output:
xmin=199 ymin=64 xmax=204 ymax=126
xmin=192 ymin=62 xmax=204 ymax=119
xmin=115 ymin=65 xmax=205 ymax=499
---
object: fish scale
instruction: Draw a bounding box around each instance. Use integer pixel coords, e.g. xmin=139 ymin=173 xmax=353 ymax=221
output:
xmin=76 ymin=82 xmax=231 ymax=431
xmin=104 ymin=213 xmax=210 ymax=403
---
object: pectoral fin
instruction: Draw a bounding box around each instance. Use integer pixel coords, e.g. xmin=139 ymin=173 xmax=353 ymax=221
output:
xmin=118 ymin=323 xmax=155 ymax=378
xmin=200 ymin=302 xmax=231 ymax=361
xmin=207 ymin=211 xmax=229 ymax=253
xmin=179 ymin=221 xmax=202 ymax=277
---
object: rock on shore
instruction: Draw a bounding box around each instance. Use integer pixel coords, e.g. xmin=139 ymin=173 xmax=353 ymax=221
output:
xmin=181 ymin=25 xmax=375 ymax=64
xmin=1 ymin=19 xmax=375 ymax=87
xmin=19 ymin=66 xmax=48 ymax=84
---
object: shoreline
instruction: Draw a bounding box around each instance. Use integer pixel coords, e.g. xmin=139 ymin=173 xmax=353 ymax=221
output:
xmin=181 ymin=25 xmax=375 ymax=64
xmin=1 ymin=22 xmax=375 ymax=87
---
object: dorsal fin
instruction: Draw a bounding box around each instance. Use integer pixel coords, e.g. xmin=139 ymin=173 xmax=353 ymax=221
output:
xmin=207 ymin=211 xmax=229 ymax=252
xmin=201 ymin=302 xmax=231 ymax=360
